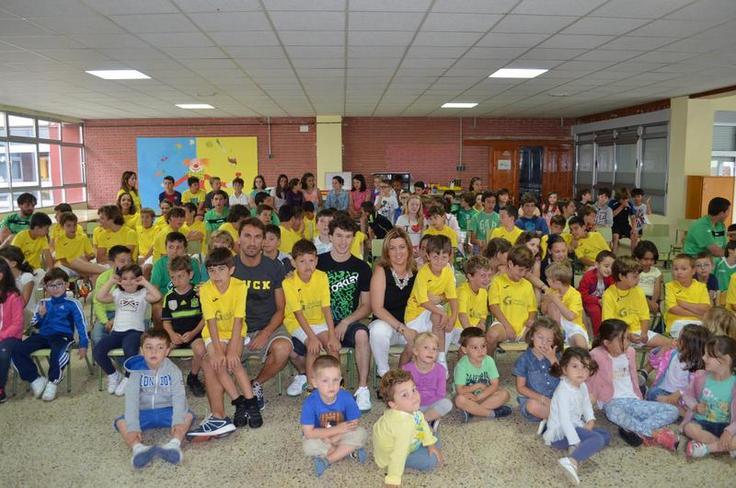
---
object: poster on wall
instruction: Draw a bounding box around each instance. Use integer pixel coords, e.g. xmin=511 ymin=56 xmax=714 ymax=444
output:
xmin=136 ymin=136 xmax=258 ymax=210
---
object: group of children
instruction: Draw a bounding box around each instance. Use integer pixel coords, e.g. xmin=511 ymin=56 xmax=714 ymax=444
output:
xmin=2 ymin=175 xmax=736 ymax=486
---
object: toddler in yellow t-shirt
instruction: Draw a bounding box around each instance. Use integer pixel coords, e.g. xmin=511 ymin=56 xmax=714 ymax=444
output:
xmin=448 ymin=256 xmax=492 ymax=355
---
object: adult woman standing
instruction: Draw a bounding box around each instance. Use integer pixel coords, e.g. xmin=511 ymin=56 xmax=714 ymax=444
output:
xmin=468 ymin=176 xmax=482 ymax=195
xmin=249 ymin=174 xmax=268 ymax=208
xmin=118 ymin=171 xmax=141 ymax=210
xmin=369 ymin=228 xmax=417 ymax=379
xmin=271 ymin=174 xmax=289 ymax=210
xmin=349 ymin=174 xmax=371 ymax=219
xmin=301 ymin=172 xmax=323 ymax=210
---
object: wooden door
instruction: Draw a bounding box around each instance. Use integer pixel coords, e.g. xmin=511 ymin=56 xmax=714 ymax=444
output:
xmin=489 ymin=144 xmax=519 ymax=202
xmin=542 ymin=144 xmax=573 ymax=199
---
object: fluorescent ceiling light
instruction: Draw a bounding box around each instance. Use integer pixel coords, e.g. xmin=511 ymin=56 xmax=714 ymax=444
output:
xmin=489 ymin=68 xmax=548 ymax=79
xmin=85 ymin=69 xmax=150 ymax=80
xmin=176 ymin=103 xmax=215 ymax=109
xmin=441 ymin=102 xmax=478 ymax=108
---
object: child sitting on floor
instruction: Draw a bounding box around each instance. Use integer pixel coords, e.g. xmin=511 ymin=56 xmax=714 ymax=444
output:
xmin=544 ymin=347 xmax=610 ymax=486
xmin=681 ymin=335 xmax=736 ymax=458
xmin=402 ymin=333 xmax=453 ymax=431
xmin=301 ymin=355 xmax=367 ymax=477
xmin=513 ymin=317 xmax=562 ymax=424
xmin=373 ymin=368 xmax=444 ymax=487
xmin=454 ymin=327 xmax=511 ymax=421
xmin=114 ymin=329 xmax=194 ymax=469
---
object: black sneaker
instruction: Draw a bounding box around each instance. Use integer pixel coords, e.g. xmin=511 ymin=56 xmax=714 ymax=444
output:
xmin=619 ymin=427 xmax=643 ymax=447
xmin=491 ymin=405 xmax=512 ymax=418
xmin=187 ymin=373 xmax=206 ymax=398
xmin=246 ymin=396 xmax=263 ymax=428
xmin=0 ymin=387 xmax=6 ymax=404
xmin=232 ymin=395 xmax=249 ymax=428
xmin=251 ymin=380 xmax=265 ymax=411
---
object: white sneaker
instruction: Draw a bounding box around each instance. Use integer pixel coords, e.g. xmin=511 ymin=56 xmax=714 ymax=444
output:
xmin=115 ymin=377 xmax=129 ymax=397
xmin=354 ymin=386 xmax=372 ymax=411
xmin=30 ymin=377 xmax=48 ymax=398
xmin=41 ymin=382 xmax=57 ymax=401
xmin=558 ymin=457 xmax=580 ymax=485
xmin=286 ymin=374 xmax=307 ymax=397
xmin=107 ymin=372 xmax=120 ymax=395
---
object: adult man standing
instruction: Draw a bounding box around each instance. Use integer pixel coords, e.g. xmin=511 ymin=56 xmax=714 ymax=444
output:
xmin=684 ymin=197 xmax=730 ymax=257
xmin=231 ymin=217 xmax=292 ymax=410
xmin=316 ymin=214 xmax=373 ymax=411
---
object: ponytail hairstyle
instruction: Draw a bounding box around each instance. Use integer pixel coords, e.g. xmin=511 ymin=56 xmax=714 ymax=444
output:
xmin=551 ymin=346 xmax=599 ymax=377
xmin=0 ymin=245 xmax=35 ymax=275
xmin=591 ymin=318 xmax=629 ymax=350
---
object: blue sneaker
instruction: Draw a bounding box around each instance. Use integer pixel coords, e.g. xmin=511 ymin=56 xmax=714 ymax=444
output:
xmin=158 ymin=441 xmax=183 ymax=465
xmin=186 ymin=415 xmax=236 ymax=442
xmin=490 ymin=405 xmax=512 ymax=419
xmin=131 ymin=445 xmax=157 ymax=469
xmin=314 ymin=457 xmax=330 ymax=477
xmin=351 ymin=447 xmax=367 ymax=464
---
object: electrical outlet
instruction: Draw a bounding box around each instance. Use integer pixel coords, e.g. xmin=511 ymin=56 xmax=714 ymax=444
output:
xmin=299 ymin=125 xmax=309 ymax=132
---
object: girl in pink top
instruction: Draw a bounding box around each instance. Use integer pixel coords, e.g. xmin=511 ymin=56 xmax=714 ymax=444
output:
xmin=349 ymin=174 xmax=370 ymax=219
xmin=0 ymin=259 xmax=25 ymax=402
xmin=401 ymin=332 xmax=452 ymax=430
xmin=587 ymin=319 xmax=679 ymax=449
xmin=301 ymin=172 xmax=323 ymax=210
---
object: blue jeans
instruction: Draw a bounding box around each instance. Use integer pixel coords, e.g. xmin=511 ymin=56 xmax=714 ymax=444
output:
xmin=12 ymin=334 xmax=74 ymax=384
xmin=0 ymin=338 xmax=21 ymax=388
xmin=93 ymin=330 xmax=143 ymax=376
xmin=405 ymin=440 xmax=441 ymax=472
xmin=604 ymin=398 xmax=679 ymax=437
xmin=645 ymin=387 xmax=672 ymax=402
xmin=551 ymin=427 xmax=611 ymax=462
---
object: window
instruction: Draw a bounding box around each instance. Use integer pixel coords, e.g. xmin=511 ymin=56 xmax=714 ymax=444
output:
xmin=574 ymin=122 xmax=669 ymax=214
xmin=0 ymin=111 xmax=85 ymax=211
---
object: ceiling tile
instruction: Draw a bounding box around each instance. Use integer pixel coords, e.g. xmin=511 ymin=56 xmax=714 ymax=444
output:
xmin=413 ymin=31 xmax=484 ymax=46
xmin=109 ymin=14 xmax=198 ymax=33
xmin=628 ymin=19 xmax=720 ymax=37
xmin=29 ymin=16 xmax=126 ymax=34
xmin=347 ymin=46 xmax=404 ymax=57
xmin=349 ymin=12 xmax=424 ymax=31
xmin=421 ymin=13 xmax=503 ymax=32
xmin=575 ymin=49 xmax=640 ymax=61
xmin=492 ymin=15 xmax=578 ymax=34
xmin=512 ymin=0 xmax=607 ymax=16
xmin=433 ymin=0 xmax=518 ymax=13
xmin=264 ymin=0 xmax=344 ymax=10
xmin=350 ymin=0 xmax=432 ymax=11
xmin=665 ymin=0 xmax=736 ymax=21
xmin=599 ymin=36 xmax=675 ymax=50
xmin=561 ymin=17 xmax=649 ymax=36
xmin=281 ymin=30 xmax=344 ymax=46
xmin=269 ymin=11 xmax=345 ymax=30
xmin=518 ymin=48 xmax=587 ymax=61
xmin=286 ymin=46 xmax=344 ymax=58
xmin=160 ymin=46 xmax=227 ymax=58
xmin=222 ymin=46 xmax=285 ymax=58
xmin=210 ymin=31 xmax=280 ymax=46
xmin=349 ymin=31 xmax=414 ymax=46
xmin=172 ymin=0 xmax=262 ymax=13
xmin=464 ymin=46 xmax=529 ymax=59
xmin=0 ymin=35 xmax=87 ymax=49
xmin=0 ymin=0 xmax=91 ymax=17
xmin=189 ymin=11 xmax=271 ymax=31
xmin=0 ymin=18 xmax=52 ymax=36
xmin=139 ymin=32 xmax=214 ymax=47
xmin=590 ymin=0 xmax=692 ymax=18
xmin=70 ymin=34 xmax=149 ymax=49
xmin=477 ymin=32 xmax=549 ymax=47
xmin=84 ymin=0 xmax=178 ymax=15
xmin=538 ymin=35 xmax=614 ymax=49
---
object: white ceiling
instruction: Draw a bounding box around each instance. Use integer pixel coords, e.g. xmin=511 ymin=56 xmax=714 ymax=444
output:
xmin=1 ymin=0 xmax=736 ymax=119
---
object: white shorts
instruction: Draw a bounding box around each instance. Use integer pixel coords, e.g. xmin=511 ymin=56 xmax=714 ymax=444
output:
xmin=669 ymin=320 xmax=702 ymax=340
xmin=445 ymin=328 xmax=462 ymax=353
xmin=406 ymin=310 xmax=434 ymax=333
xmin=203 ymin=336 xmax=250 ymax=348
xmin=291 ymin=324 xmax=328 ymax=345
xmin=561 ymin=318 xmax=589 ymax=346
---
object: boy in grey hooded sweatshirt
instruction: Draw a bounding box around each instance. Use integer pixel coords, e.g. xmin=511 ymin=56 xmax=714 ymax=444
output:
xmin=114 ymin=329 xmax=196 ymax=469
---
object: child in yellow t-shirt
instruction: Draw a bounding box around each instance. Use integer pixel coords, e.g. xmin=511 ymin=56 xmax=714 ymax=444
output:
xmin=278 ymin=205 xmax=304 ymax=255
xmin=12 ymin=213 xmax=53 ymax=270
xmin=490 ymin=205 xmax=523 ymax=245
xmin=137 ymin=208 xmax=157 ymax=265
xmin=423 ymin=205 xmax=459 ymax=250
xmin=665 ymin=254 xmax=712 ymax=338
xmin=181 ymin=176 xmax=207 ymax=215
xmin=448 ymin=256 xmax=492 ymax=355
xmin=53 ymin=211 xmax=106 ymax=281
xmin=487 ymin=245 xmax=537 ymax=353
xmin=283 ymin=239 xmax=337 ymax=388
xmin=302 ymin=201 xmax=316 ymax=241
xmin=569 ymin=215 xmax=611 ymax=267
xmin=183 ymin=202 xmax=206 ymax=244
xmin=217 ymin=204 xmax=250 ymax=255
xmin=404 ymin=235 xmax=458 ymax=373
xmin=528 ymin=261 xmax=588 ymax=349
xmin=197 ymin=248 xmax=262 ymax=431
xmin=49 ymin=203 xmax=83 ymax=251
xmin=152 ymin=207 xmax=190 ymax=262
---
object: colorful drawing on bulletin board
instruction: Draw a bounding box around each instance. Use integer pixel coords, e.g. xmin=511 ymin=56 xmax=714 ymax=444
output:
xmin=136 ymin=136 xmax=258 ymax=210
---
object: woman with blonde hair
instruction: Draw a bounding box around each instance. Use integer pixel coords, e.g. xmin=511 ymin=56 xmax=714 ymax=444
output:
xmin=369 ymin=228 xmax=420 ymax=378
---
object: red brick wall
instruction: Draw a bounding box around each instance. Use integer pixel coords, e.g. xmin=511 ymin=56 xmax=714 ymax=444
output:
xmin=84 ymin=117 xmax=316 ymax=208
xmin=342 ymin=117 xmax=571 ymax=189
xmin=84 ymin=116 xmax=571 ymax=207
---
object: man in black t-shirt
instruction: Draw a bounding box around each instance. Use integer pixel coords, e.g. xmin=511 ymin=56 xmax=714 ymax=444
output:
xmin=316 ymin=214 xmax=373 ymax=411
xmin=228 ymin=218 xmax=291 ymax=410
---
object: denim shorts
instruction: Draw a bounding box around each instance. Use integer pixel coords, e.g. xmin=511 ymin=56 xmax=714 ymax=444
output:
xmin=696 ymin=418 xmax=729 ymax=438
xmin=517 ymin=396 xmax=541 ymax=422
xmin=114 ymin=407 xmax=195 ymax=432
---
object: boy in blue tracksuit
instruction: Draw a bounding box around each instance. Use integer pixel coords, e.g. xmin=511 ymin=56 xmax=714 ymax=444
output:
xmin=12 ymin=268 xmax=88 ymax=401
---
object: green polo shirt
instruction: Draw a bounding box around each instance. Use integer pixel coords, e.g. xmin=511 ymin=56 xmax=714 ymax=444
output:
xmin=0 ymin=213 xmax=31 ymax=235
xmin=683 ymin=216 xmax=726 ymax=256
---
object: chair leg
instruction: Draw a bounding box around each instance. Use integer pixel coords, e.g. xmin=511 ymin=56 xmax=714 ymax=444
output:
xmin=277 ymin=369 xmax=283 ymax=396
xmin=84 ymin=355 xmax=94 ymax=376
xmin=67 ymin=361 xmax=72 ymax=393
